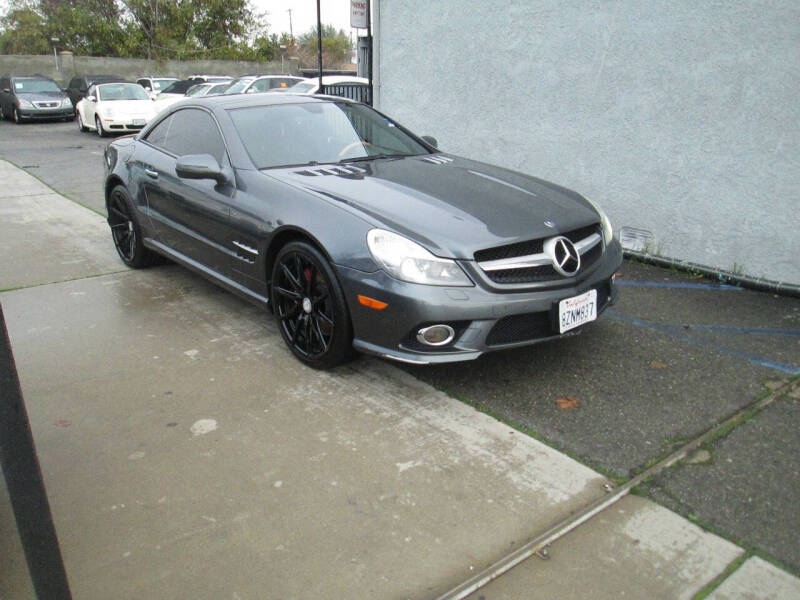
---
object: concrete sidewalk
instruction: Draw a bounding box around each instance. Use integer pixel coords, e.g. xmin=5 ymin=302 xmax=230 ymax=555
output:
xmin=1 ymin=159 xmax=798 ymax=599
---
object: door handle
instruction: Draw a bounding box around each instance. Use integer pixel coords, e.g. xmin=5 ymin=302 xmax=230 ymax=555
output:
xmin=144 ymin=168 xmax=158 ymax=179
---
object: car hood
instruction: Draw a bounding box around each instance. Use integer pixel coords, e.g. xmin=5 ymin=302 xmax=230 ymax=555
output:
xmin=266 ymin=155 xmax=599 ymax=259
xmin=17 ymin=91 xmax=67 ymax=102
xmin=100 ymin=99 xmax=156 ymax=115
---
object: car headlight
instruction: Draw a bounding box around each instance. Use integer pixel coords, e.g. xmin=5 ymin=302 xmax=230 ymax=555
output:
xmin=367 ymin=229 xmax=473 ymax=287
xmin=102 ymin=107 xmax=115 ymax=118
xmin=584 ymin=197 xmax=613 ymax=245
xmin=61 ymin=97 xmax=73 ymax=108
xmin=17 ymin=98 xmax=33 ymax=108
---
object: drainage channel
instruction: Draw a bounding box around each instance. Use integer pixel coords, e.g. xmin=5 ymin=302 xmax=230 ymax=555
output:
xmin=435 ymin=377 xmax=798 ymax=600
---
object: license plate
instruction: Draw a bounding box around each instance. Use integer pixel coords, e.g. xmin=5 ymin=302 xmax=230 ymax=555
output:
xmin=132 ymin=119 xmax=145 ymax=126
xmin=558 ymin=289 xmax=597 ymax=333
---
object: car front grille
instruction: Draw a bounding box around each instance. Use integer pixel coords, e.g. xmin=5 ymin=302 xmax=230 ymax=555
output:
xmin=475 ymin=223 xmax=603 ymax=285
xmin=485 ymin=281 xmax=611 ymax=346
xmin=33 ymin=101 xmax=59 ymax=108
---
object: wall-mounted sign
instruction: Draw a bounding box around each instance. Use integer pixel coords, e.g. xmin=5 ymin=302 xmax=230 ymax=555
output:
xmin=351 ymin=0 xmax=368 ymax=29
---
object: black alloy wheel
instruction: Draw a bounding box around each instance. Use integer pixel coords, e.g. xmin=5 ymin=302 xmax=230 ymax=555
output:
xmin=107 ymin=185 xmax=158 ymax=268
xmin=271 ymin=241 xmax=354 ymax=369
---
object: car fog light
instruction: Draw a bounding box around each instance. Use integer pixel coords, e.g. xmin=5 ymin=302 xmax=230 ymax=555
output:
xmin=417 ymin=324 xmax=455 ymax=346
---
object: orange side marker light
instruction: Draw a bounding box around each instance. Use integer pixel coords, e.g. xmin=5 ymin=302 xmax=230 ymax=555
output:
xmin=358 ymin=295 xmax=388 ymax=310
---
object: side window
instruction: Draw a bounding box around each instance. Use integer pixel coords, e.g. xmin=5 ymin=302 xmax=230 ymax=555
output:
xmin=137 ymin=79 xmax=148 ymax=88
xmin=0 ymin=77 xmax=8 ymax=91
xmin=161 ymin=109 xmax=227 ymax=164
xmin=145 ymin=115 xmax=172 ymax=148
xmin=86 ymin=84 xmax=96 ymax=98
xmin=250 ymin=79 xmax=270 ymax=93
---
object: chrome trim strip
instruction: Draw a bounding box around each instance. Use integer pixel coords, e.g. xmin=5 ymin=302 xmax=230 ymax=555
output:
xmin=575 ymin=233 xmax=602 ymax=253
xmin=479 ymin=253 xmax=552 ymax=272
xmin=143 ymin=239 xmax=269 ymax=305
xmin=477 ymin=232 xmax=602 ymax=272
xmin=232 ymin=241 xmax=258 ymax=255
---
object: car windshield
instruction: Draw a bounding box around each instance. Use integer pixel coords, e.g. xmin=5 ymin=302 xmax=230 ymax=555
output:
xmin=288 ymin=82 xmax=315 ymax=93
xmin=14 ymin=79 xmax=61 ymax=93
xmin=207 ymin=83 xmax=230 ymax=95
xmin=229 ymin=101 xmax=429 ymax=169
xmin=186 ymin=84 xmax=211 ymax=97
xmin=153 ymin=79 xmax=176 ymax=90
xmin=224 ymin=79 xmax=254 ymax=95
xmin=161 ymin=80 xmax=195 ymax=95
xmin=98 ymin=84 xmax=149 ymax=101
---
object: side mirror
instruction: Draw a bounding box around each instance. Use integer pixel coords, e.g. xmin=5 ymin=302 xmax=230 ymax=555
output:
xmin=421 ymin=135 xmax=438 ymax=148
xmin=176 ymin=154 xmax=232 ymax=185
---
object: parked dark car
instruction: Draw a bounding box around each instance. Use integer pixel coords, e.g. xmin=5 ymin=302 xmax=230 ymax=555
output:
xmin=66 ymin=74 xmax=127 ymax=107
xmin=103 ymin=94 xmax=621 ymax=368
xmin=0 ymin=74 xmax=74 ymax=123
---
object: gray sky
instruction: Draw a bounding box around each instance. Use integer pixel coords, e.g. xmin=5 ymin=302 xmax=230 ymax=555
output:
xmin=252 ymin=0 xmax=358 ymax=38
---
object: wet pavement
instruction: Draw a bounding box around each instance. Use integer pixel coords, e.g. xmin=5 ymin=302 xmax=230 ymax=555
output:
xmin=1 ymin=119 xmax=799 ymax=597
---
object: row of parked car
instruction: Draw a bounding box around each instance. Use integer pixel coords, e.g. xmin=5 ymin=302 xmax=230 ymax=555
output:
xmin=0 ymin=72 xmax=368 ymax=136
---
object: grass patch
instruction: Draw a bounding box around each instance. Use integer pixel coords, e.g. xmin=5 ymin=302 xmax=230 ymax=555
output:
xmin=693 ymin=553 xmax=749 ymax=600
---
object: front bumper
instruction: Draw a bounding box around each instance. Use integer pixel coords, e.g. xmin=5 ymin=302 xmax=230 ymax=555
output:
xmin=337 ymin=239 xmax=623 ymax=364
xmin=98 ymin=116 xmax=150 ymax=132
xmin=18 ymin=107 xmax=74 ymax=120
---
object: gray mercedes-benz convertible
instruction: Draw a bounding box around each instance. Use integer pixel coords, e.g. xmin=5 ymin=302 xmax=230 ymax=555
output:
xmin=103 ymin=93 xmax=622 ymax=368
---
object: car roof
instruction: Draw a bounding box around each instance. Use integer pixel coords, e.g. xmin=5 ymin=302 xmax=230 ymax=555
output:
xmin=95 ymin=82 xmax=141 ymax=88
xmin=175 ymin=91 xmax=355 ymax=111
xmin=317 ymin=75 xmax=368 ymax=84
xmin=11 ymin=75 xmax=56 ymax=81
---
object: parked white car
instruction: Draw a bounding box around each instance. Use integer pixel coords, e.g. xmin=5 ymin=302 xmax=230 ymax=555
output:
xmin=76 ymin=82 xmax=158 ymax=137
xmin=285 ymin=75 xmax=368 ymax=95
xmin=152 ymin=81 xmax=231 ymax=111
xmin=223 ymin=74 xmax=306 ymax=95
xmin=136 ymin=76 xmax=178 ymax=99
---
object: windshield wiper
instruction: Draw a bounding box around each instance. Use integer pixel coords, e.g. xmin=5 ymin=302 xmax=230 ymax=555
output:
xmin=339 ymin=153 xmax=408 ymax=164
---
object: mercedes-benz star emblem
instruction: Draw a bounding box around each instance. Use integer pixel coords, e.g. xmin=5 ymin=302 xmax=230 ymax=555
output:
xmin=544 ymin=236 xmax=581 ymax=276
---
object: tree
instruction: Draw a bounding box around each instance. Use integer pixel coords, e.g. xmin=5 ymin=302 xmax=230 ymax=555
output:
xmin=40 ymin=0 xmax=126 ymax=56
xmin=297 ymin=24 xmax=353 ymax=68
xmin=0 ymin=1 xmax=50 ymax=55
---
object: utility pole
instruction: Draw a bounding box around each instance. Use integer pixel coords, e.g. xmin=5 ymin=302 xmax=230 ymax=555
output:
xmin=287 ymin=8 xmax=293 ymax=41
xmin=316 ymin=0 xmax=323 ymax=92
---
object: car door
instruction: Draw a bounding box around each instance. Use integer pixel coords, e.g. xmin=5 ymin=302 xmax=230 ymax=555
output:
xmin=82 ymin=84 xmax=98 ymax=124
xmin=138 ymin=108 xmax=237 ymax=274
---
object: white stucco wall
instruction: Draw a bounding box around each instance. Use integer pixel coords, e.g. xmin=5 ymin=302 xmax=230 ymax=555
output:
xmin=374 ymin=1 xmax=800 ymax=285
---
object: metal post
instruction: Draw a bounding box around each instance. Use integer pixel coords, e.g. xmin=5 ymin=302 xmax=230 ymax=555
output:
xmin=316 ymin=0 xmax=323 ymax=93
xmin=366 ymin=1 xmax=373 ymax=105
xmin=0 ymin=302 xmax=72 ymax=599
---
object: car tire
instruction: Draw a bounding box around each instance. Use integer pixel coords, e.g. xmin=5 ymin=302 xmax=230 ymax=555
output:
xmin=95 ymin=115 xmax=106 ymax=137
xmin=77 ymin=112 xmax=88 ymax=132
xmin=271 ymin=240 xmax=355 ymax=369
xmin=0 ymin=105 xmax=5 ymax=120
xmin=13 ymin=108 xmax=23 ymax=124
xmin=107 ymin=185 xmax=160 ymax=268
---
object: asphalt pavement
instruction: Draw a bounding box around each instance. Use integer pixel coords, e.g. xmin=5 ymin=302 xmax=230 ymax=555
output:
xmin=1 ymin=118 xmax=798 ymax=598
